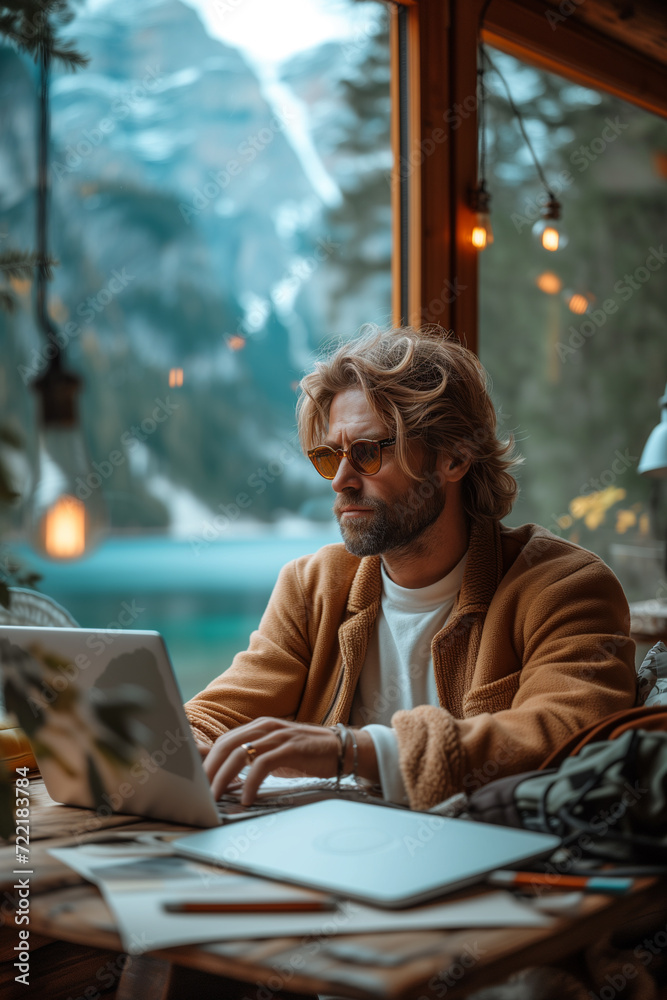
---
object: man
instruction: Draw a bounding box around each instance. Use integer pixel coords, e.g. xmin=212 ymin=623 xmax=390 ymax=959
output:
xmin=185 ymin=326 xmax=636 ymax=810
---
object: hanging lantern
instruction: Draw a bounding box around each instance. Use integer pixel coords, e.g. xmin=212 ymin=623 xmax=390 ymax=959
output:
xmin=27 ymin=32 xmax=107 ymax=560
xmin=471 ymin=183 xmax=494 ymax=251
xmin=532 ymin=196 xmax=568 ymax=252
xmin=29 ymin=363 xmax=107 ymax=560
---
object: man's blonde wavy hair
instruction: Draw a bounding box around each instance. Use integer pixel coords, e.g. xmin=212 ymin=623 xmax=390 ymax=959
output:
xmin=297 ymin=326 xmax=522 ymax=521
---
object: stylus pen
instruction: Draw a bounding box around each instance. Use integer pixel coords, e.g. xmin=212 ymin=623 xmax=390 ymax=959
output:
xmin=163 ymin=899 xmax=337 ymax=913
xmin=488 ymin=871 xmax=634 ymax=894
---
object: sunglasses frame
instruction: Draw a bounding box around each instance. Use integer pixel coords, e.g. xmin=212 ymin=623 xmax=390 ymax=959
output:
xmin=307 ymin=437 xmax=396 ymax=480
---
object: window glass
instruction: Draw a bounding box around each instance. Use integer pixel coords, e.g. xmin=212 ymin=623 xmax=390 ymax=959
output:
xmin=478 ymin=47 xmax=667 ymax=604
xmin=0 ymin=0 xmax=391 ymax=696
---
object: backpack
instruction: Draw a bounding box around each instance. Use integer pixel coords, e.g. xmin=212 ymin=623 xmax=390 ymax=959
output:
xmin=467 ymin=710 xmax=667 ymax=864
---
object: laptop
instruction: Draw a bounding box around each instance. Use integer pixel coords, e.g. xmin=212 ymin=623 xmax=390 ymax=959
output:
xmin=0 ymin=626 xmax=220 ymax=827
xmin=0 ymin=624 xmax=561 ymax=906
xmin=171 ymin=799 xmax=562 ymax=908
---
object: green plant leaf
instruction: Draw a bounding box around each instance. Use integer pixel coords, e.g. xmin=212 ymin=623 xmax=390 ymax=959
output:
xmin=3 ymin=677 xmax=45 ymax=736
xmin=0 ymin=426 xmax=21 ymax=449
xmin=86 ymin=754 xmax=107 ymax=811
xmin=0 ymin=289 xmax=16 ymax=313
xmin=0 ymin=249 xmax=57 ymax=279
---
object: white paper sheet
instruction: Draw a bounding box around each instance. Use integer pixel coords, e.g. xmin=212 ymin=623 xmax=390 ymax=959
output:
xmin=51 ymin=842 xmax=554 ymax=954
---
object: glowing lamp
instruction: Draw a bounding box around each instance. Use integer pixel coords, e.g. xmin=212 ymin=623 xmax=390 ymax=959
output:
xmin=532 ymin=196 xmax=568 ymax=252
xmin=29 ymin=364 xmax=107 ymax=561
xmin=536 ymin=272 xmax=562 ymax=295
xmin=43 ymin=495 xmax=86 ymax=559
xmin=541 ymin=226 xmax=560 ymax=251
xmin=470 ymin=183 xmax=493 ymax=251
xmin=567 ymin=293 xmax=589 ymax=315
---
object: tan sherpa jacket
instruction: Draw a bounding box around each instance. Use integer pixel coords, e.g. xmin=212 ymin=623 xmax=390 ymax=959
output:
xmin=184 ymin=519 xmax=637 ymax=810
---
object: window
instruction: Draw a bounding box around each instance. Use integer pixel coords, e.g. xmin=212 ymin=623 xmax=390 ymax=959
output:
xmin=0 ymin=0 xmax=392 ymax=696
xmin=478 ymin=46 xmax=667 ymax=600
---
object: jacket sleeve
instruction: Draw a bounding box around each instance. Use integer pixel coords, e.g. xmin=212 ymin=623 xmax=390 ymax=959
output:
xmin=392 ymin=558 xmax=637 ymax=810
xmin=184 ymin=559 xmax=312 ymax=745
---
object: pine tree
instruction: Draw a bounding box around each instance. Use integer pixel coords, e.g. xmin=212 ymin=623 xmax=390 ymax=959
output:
xmin=0 ymin=1 xmax=86 ymax=310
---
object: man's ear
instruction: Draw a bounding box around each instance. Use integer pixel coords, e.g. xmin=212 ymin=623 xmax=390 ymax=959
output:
xmin=437 ymin=451 xmax=472 ymax=483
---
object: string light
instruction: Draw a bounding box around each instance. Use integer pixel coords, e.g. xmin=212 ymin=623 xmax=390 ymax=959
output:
xmin=536 ymin=272 xmax=562 ymax=295
xmin=532 ymin=196 xmax=569 ymax=253
xmin=476 ymin=27 xmax=567 ymax=253
xmin=567 ymin=292 xmax=589 ymax=314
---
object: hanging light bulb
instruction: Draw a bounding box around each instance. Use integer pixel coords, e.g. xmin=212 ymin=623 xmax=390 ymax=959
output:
xmin=566 ymin=291 xmax=590 ymax=315
xmin=26 ymin=32 xmax=107 ymax=561
xmin=532 ymin=195 xmax=568 ymax=252
xmin=535 ymin=271 xmax=562 ymax=295
xmin=471 ymin=183 xmax=493 ymax=251
xmin=29 ymin=363 xmax=107 ymax=560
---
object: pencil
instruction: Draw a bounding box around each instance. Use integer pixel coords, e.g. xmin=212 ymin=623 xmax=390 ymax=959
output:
xmin=488 ymin=871 xmax=634 ymax=893
xmin=163 ymin=899 xmax=337 ymax=913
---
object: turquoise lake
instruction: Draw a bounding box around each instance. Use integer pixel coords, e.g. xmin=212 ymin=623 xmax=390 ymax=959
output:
xmin=8 ymin=528 xmax=340 ymax=702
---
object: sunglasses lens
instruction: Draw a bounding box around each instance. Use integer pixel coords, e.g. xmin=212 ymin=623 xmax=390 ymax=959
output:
xmin=350 ymin=440 xmax=381 ymax=474
xmin=310 ymin=448 xmax=340 ymax=479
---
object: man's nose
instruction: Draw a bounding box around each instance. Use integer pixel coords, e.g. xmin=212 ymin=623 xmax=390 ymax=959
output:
xmin=331 ymin=455 xmax=363 ymax=493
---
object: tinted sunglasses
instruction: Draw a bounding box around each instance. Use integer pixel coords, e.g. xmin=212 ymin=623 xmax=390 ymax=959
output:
xmin=307 ymin=437 xmax=396 ymax=480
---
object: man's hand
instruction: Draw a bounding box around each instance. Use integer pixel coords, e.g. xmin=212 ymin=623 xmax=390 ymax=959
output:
xmin=203 ymin=717 xmax=379 ymax=805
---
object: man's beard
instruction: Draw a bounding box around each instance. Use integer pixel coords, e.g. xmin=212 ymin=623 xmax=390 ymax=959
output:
xmin=333 ymin=480 xmax=446 ymax=557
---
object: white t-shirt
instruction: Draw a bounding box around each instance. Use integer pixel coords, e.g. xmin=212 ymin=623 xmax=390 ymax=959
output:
xmin=349 ymin=551 xmax=468 ymax=804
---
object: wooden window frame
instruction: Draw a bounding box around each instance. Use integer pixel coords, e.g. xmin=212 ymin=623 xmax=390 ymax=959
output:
xmin=390 ymin=0 xmax=667 ymax=355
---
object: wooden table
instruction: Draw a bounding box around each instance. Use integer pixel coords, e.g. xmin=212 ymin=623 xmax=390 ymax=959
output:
xmin=2 ymin=778 xmax=667 ymax=1000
